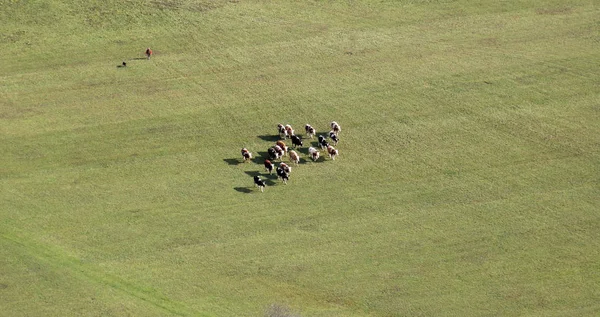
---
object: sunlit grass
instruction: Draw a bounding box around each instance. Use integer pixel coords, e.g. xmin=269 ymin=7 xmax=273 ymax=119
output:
xmin=1 ymin=1 xmax=598 ymax=316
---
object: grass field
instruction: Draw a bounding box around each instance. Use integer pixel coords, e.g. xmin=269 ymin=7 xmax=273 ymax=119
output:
xmin=1 ymin=0 xmax=599 ymax=316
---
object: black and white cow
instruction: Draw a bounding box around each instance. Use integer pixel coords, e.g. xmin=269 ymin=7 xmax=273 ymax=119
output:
xmin=268 ymin=146 xmax=282 ymax=161
xmin=318 ymin=135 xmax=329 ymax=150
xmin=276 ymin=167 xmax=289 ymax=184
xmin=274 ymin=145 xmax=285 ymax=159
xmin=279 ymin=162 xmax=291 ymax=174
xmin=277 ymin=123 xmax=288 ymax=139
xmin=305 ymin=124 xmax=316 ymax=139
xmin=253 ymin=175 xmax=266 ymax=192
xmin=291 ymin=135 xmax=303 ymax=148
xmin=329 ymin=130 xmax=339 ymax=145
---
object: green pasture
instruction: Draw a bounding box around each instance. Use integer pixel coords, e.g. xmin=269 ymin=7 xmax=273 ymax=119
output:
xmin=1 ymin=0 xmax=598 ymax=316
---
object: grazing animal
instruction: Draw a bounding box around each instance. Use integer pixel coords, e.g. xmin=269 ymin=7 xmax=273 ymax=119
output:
xmin=277 ymin=124 xmax=288 ymax=139
xmin=279 ymin=162 xmax=291 ymax=174
xmin=241 ymin=148 xmax=252 ymax=162
xmin=284 ymin=124 xmax=294 ymax=138
xmin=318 ymin=135 xmax=329 ymax=150
xmin=268 ymin=146 xmax=281 ymax=161
xmin=264 ymin=159 xmax=274 ymax=174
xmin=326 ymin=145 xmax=339 ymax=160
xmin=275 ymin=141 xmax=288 ymax=156
xmin=253 ymin=176 xmax=266 ymax=192
xmin=145 ymin=48 xmax=153 ymax=60
xmin=305 ymin=124 xmax=316 ymax=138
xmin=122 ymin=61 xmax=127 ymax=67
xmin=308 ymin=147 xmax=320 ymax=162
xmin=289 ymin=150 xmax=300 ymax=165
xmin=273 ymin=145 xmax=285 ymax=159
xmin=330 ymin=121 xmax=341 ymax=135
xmin=329 ymin=130 xmax=339 ymax=145
xmin=276 ymin=167 xmax=289 ymax=184
xmin=291 ymin=135 xmax=303 ymax=148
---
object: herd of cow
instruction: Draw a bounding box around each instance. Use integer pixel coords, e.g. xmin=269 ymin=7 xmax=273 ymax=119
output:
xmin=242 ymin=121 xmax=342 ymax=192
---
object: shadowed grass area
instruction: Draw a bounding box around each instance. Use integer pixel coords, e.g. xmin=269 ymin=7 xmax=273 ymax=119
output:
xmin=1 ymin=0 xmax=599 ymax=316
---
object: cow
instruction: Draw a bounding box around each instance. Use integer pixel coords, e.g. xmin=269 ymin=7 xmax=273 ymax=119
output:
xmin=264 ymin=159 xmax=274 ymax=174
xmin=305 ymin=124 xmax=316 ymax=138
xmin=276 ymin=167 xmax=289 ymax=184
xmin=329 ymin=130 xmax=339 ymax=145
xmin=291 ymin=135 xmax=303 ymax=148
xmin=289 ymin=150 xmax=300 ymax=165
xmin=274 ymin=145 xmax=285 ymax=159
xmin=318 ymin=135 xmax=329 ymax=150
xmin=284 ymin=124 xmax=294 ymax=138
xmin=268 ymin=146 xmax=282 ymax=161
xmin=277 ymin=124 xmax=288 ymax=139
xmin=253 ymin=176 xmax=266 ymax=192
xmin=275 ymin=141 xmax=288 ymax=156
xmin=145 ymin=47 xmax=153 ymax=60
xmin=327 ymin=145 xmax=339 ymax=160
xmin=308 ymin=147 xmax=320 ymax=162
xmin=279 ymin=162 xmax=291 ymax=174
xmin=241 ymin=148 xmax=252 ymax=162
xmin=330 ymin=121 xmax=341 ymax=135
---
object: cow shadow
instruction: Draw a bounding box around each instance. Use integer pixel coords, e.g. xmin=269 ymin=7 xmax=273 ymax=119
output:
xmin=307 ymin=156 xmax=326 ymax=163
xmin=234 ymin=187 xmax=253 ymax=193
xmin=257 ymin=135 xmax=280 ymax=142
xmin=252 ymin=152 xmax=270 ymax=164
xmin=223 ymin=158 xmax=242 ymax=165
xmin=297 ymin=147 xmax=310 ymax=155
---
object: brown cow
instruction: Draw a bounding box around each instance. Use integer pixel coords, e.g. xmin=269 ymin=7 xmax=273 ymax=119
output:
xmin=289 ymin=150 xmax=300 ymax=165
xmin=241 ymin=148 xmax=252 ymax=162
xmin=275 ymin=141 xmax=288 ymax=156
xmin=326 ymin=145 xmax=338 ymax=160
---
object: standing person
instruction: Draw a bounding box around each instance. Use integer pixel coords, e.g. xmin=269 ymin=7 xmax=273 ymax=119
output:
xmin=145 ymin=47 xmax=153 ymax=60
